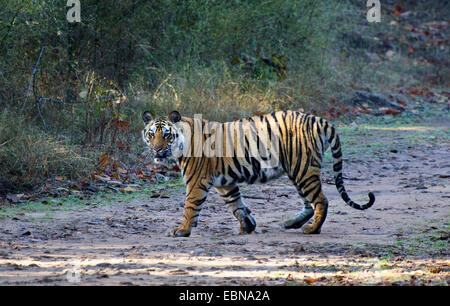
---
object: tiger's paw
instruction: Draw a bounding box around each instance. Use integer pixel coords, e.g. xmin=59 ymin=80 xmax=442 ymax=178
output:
xmin=239 ymin=214 xmax=256 ymax=234
xmin=168 ymin=227 xmax=191 ymax=237
xmin=302 ymin=225 xmax=321 ymax=234
xmin=283 ymin=208 xmax=314 ymax=229
xmin=283 ymin=218 xmax=305 ymax=229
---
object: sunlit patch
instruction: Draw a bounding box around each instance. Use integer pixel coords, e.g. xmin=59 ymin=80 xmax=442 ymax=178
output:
xmin=363 ymin=125 xmax=444 ymax=132
xmin=0 ymin=252 xmax=447 ymax=285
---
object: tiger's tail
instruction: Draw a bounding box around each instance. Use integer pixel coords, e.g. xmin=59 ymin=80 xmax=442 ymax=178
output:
xmin=327 ymin=125 xmax=375 ymax=210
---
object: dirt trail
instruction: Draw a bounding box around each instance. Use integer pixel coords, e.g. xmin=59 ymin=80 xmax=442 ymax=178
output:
xmin=0 ymin=122 xmax=449 ymax=285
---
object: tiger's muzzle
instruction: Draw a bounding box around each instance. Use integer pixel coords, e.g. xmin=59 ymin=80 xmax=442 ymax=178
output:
xmin=154 ymin=146 xmax=172 ymax=159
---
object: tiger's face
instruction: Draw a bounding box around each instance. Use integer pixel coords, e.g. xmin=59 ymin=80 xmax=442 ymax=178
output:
xmin=142 ymin=110 xmax=184 ymax=164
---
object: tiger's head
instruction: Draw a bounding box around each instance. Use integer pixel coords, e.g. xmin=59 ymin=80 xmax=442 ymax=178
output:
xmin=142 ymin=110 xmax=184 ymax=164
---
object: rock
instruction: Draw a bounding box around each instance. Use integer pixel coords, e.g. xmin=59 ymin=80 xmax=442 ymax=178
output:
xmin=155 ymin=173 xmax=169 ymax=183
xmin=190 ymin=248 xmax=205 ymax=256
xmin=365 ymin=52 xmax=381 ymax=62
xmin=385 ymin=49 xmax=395 ymax=59
xmin=349 ymin=91 xmax=405 ymax=115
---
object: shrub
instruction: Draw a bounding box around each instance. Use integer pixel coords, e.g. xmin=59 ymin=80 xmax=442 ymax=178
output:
xmin=0 ymin=110 xmax=94 ymax=193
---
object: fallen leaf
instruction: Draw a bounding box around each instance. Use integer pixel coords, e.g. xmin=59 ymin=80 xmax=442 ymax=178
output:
xmin=110 ymin=173 xmax=120 ymax=181
xmin=304 ymin=277 xmax=319 ymax=284
xmin=122 ymin=187 xmax=136 ymax=193
xmin=117 ymin=167 xmax=127 ymax=174
xmin=379 ymin=107 xmax=401 ymax=115
xmin=393 ymin=3 xmax=406 ymax=16
xmin=429 ymin=268 xmax=442 ymax=274
xmin=98 ymin=153 xmax=109 ymax=169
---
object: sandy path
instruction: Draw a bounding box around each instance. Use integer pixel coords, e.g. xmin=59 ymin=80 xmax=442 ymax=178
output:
xmin=0 ymin=123 xmax=448 ymax=285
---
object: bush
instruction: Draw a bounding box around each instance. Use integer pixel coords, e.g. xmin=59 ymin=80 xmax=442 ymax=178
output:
xmin=0 ymin=110 xmax=94 ymax=193
xmin=0 ymin=0 xmax=349 ymax=192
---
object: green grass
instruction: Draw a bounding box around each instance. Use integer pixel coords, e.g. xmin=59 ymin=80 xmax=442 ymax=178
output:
xmin=322 ymin=102 xmax=450 ymax=166
xmin=393 ymin=221 xmax=450 ymax=256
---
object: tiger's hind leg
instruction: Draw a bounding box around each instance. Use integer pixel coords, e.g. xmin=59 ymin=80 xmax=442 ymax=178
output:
xmin=215 ymin=184 xmax=256 ymax=234
xmin=286 ymin=174 xmax=328 ymax=234
xmin=301 ymin=190 xmax=328 ymax=234
xmin=283 ymin=199 xmax=314 ymax=229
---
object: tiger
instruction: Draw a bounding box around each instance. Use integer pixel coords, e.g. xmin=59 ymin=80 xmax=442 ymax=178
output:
xmin=142 ymin=110 xmax=375 ymax=237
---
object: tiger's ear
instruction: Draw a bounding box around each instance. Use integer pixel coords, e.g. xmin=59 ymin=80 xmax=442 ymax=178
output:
xmin=142 ymin=111 xmax=153 ymax=124
xmin=169 ymin=110 xmax=181 ymax=123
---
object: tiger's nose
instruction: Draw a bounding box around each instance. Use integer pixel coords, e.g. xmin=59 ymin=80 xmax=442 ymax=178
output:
xmin=154 ymin=146 xmax=165 ymax=157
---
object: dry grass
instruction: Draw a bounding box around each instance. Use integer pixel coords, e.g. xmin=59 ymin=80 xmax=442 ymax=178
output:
xmin=0 ymin=110 xmax=94 ymax=193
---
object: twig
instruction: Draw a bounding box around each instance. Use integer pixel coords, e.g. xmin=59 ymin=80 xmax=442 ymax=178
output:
xmin=38 ymin=97 xmax=84 ymax=104
xmin=0 ymin=11 xmax=18 ymax=48
xmin=36 ymin=98 xmax=47 ymax=129
xmin=20 ymin=45 xmax=45 ymax=115
xmin=0 ymin=137 xmax=16 ymax=148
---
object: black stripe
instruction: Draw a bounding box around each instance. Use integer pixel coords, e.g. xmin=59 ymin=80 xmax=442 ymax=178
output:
xmin=243 ymin=166 xmax=251 ymax=179
xmin=250 ymin=157 xmax=261 ymax=174
xmin=222 ymin=186 xmax=240 ymax=198
xmin=191 ymin=196 xmax=207 ymax=206
xmin=228 ymin=165 xmax=239 ymax=181
xmin=333 ymin=162 xmax=342 ymax=172
xmin=332 ymin=151 xmax=342 ymax=159
xmin=185 ymin=206 xmax=202 ymax=212
xmin=332 ymin=137 xmax=340 ymax=152
xmin=329 ymin=126 xmax=335 ymax=144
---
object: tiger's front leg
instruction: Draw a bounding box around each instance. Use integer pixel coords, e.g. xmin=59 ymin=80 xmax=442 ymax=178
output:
xmin=170 ymin=180 xmax=210 ymax=237
xmin=215 ymin=184 xmax=256 ymax=234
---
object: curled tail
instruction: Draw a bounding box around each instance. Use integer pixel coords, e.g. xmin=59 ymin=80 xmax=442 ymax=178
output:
xmin=327 ymin=125 xmax=375 ymax=210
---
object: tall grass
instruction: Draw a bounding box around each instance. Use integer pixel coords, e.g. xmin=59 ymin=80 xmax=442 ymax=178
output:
xmin=0 ymin=110 xmax=93 ymax=193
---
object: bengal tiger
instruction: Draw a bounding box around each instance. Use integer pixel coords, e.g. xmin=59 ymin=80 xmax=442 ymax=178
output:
xmin=142 ymin=110 xmax=375 ymax=237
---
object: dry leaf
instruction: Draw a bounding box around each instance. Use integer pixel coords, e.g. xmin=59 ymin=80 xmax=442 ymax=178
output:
xmin=98 ymin=153 xmax=109 ymax=169
xmin=304 ymin=277 xmax=319 ymax=284
xmin=122 ymin=187 xmax=136 ymax=193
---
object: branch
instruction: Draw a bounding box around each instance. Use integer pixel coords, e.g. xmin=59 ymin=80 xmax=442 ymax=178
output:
xmin=20 ymin=45 xmax=45 ymax=115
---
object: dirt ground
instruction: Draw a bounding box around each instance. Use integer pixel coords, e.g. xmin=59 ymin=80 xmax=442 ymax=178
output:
xmin=0 ymin=120 xmax=449 ymax=286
